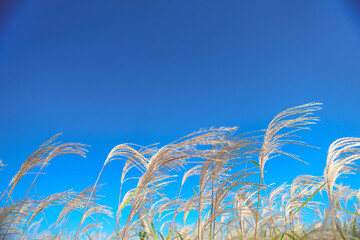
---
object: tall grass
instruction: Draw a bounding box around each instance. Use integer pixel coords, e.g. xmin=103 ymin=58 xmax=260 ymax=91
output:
xmin=1 ymin=102 xmax=360 ymax=239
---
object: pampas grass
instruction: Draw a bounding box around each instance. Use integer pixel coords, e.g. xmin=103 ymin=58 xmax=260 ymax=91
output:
xmin=1 ymin=103 xmax=360 ymax=239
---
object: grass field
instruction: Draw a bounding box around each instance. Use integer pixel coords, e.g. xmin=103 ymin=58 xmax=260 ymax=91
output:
xmin=1 ymin=102 xmax=360 ymax=239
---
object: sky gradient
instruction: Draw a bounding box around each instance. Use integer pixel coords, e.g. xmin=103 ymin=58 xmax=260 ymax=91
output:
xmin=1 ymin=0 xmax=360 ymax=230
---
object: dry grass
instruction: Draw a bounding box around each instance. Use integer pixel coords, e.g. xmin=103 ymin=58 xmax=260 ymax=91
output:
xmin=1 ymin=103 xmax=360 ymax=239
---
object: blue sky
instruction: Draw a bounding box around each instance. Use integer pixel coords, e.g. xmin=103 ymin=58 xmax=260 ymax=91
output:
xmin=1 ymin=0 xmax=360 ymax=230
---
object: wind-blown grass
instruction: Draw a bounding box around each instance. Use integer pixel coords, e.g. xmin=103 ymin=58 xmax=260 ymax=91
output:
xmin=1 ymin=102 xmax=360 ymax=239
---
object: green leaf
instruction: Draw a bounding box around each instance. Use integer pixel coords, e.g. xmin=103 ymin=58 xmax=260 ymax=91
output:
xmin=158 ymin=231 xmax=165 ymax=240
xmin=150 ymin=222 xmax=158 ymax=240
xmin=250 ymin=160 xmax=260 ymax=166
xmin=338 ymin=207 xmax=360 ymax=217
xmin=117 ymin=186 xmax=140 ymax=214
xmin=293 ymin=182 xmax=325 ymax=216
xmin=176 ymin=232 xmax=184 ymax=240
xmin=165 ymin=231 xmax=174 ymax=240
xmin=139 ymin=231 xmax=148 ymax=240
xmin=192 ymin=187 xmax=197 ymax=196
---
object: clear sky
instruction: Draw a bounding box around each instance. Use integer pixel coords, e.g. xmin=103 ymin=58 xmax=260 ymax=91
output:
xmin=1 ymin=0 xmax=360 ymax=230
